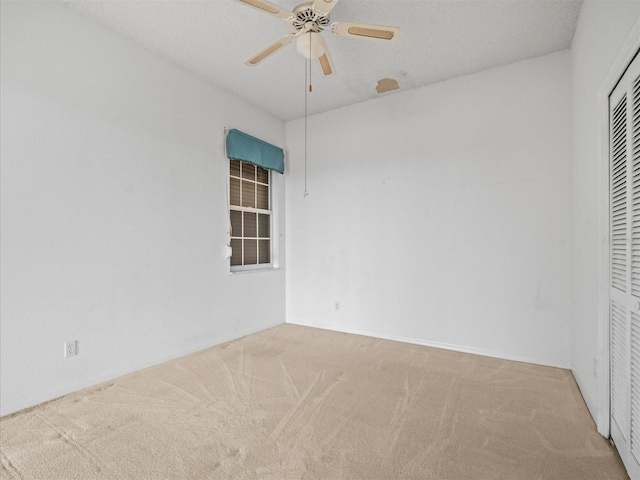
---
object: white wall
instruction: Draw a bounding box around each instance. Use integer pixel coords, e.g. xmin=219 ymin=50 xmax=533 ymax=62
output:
xmin=285 ymin=51 xmax=572 ymax=368
xmin=571 ymin=1 xmax=640 ymax=427
xmin=0 ymin=1 xmax=286 ymax=416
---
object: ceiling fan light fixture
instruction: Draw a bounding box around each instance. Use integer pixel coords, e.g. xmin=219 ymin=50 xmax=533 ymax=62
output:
xmin=296 ymin=31 xmax=327 ymax=59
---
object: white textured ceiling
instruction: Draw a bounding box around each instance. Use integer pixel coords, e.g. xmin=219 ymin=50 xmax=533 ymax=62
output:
xmin=64 ymin=0 xmax=582 ymax=121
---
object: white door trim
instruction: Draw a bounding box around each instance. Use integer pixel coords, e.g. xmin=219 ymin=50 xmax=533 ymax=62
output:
xmin=598 ymin=17 xmax=640 ymax=438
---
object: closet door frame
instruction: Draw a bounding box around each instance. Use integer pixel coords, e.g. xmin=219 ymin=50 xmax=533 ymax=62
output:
xmin=599 ymin=18 xmax=640 ymax=439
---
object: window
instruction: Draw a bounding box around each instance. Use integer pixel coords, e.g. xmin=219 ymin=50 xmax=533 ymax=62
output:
xmin=229 ymin=159 xmax=271 ymax=270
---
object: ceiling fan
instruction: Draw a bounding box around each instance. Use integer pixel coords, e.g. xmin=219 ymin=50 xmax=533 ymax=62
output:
xmin=234 ymin=0 xmax=401 ymax=76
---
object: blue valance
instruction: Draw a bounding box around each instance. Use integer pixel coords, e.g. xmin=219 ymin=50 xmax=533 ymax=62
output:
xmin=226 ymin=129 xmax=285 ymax=174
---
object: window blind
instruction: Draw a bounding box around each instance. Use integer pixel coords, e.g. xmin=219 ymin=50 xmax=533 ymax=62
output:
xmin=226 ymin=129 xmax=285 ymax=174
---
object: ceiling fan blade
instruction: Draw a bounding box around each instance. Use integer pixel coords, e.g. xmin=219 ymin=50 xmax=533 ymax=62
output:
xmin=331 ymin=22 xmax=401 ymax=41
xmin=318 ymin=47 xmax=336 ymax=76
xmin=245 ymin=35 xmax=295 ymax=66
xmin=312 ymin=0 xmax=339 ymax=16
xmin=234 ymin=0 xmax=294 ymax=22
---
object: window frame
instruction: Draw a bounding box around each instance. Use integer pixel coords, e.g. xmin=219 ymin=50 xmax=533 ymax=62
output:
xmin=228 ymin=158 xmax=273 ymax=273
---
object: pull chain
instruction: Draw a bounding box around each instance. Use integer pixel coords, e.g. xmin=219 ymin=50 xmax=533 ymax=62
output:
xmin=304 ymin=31 xmax=313 ymax=198
xmin=309 ymin=30 xmax=313 ymax=93
xmin=304 ymin=56 xmax=309 ymax=197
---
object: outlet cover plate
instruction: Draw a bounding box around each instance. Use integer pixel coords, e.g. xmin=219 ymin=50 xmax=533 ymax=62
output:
xmin=65 ymin=340 xmax=77 ymax=358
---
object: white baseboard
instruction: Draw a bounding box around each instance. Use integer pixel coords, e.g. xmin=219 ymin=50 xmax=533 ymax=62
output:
xmin=289 ymin=320 xmax=571 ymax=370
xmin=1 ymin=320 xmax=284 ymax=418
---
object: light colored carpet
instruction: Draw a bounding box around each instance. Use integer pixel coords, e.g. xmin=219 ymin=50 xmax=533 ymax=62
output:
xmin=0 ymin=323 xmax=628 ymax=480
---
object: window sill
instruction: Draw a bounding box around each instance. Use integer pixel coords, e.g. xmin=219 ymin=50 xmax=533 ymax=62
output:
xmin=230 ymin=266 xmax=279 ymax=275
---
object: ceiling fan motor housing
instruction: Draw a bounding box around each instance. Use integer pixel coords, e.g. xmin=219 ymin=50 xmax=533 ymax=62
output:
xmin=292 ymin=2 xmax=330 ymax=32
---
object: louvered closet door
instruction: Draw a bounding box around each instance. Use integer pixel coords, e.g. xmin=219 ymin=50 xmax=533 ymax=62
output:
xmin=611 ymin=51 xmax=640 ymax=480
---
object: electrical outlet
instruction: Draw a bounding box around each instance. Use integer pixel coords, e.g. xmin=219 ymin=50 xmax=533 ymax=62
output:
xmin=65 ymin=340 xmax=77 ymax=358
xmin=334 ymin=301 xmax=340 ymax=310
xmin=593 ymin=358 xmax=598 ymax=378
